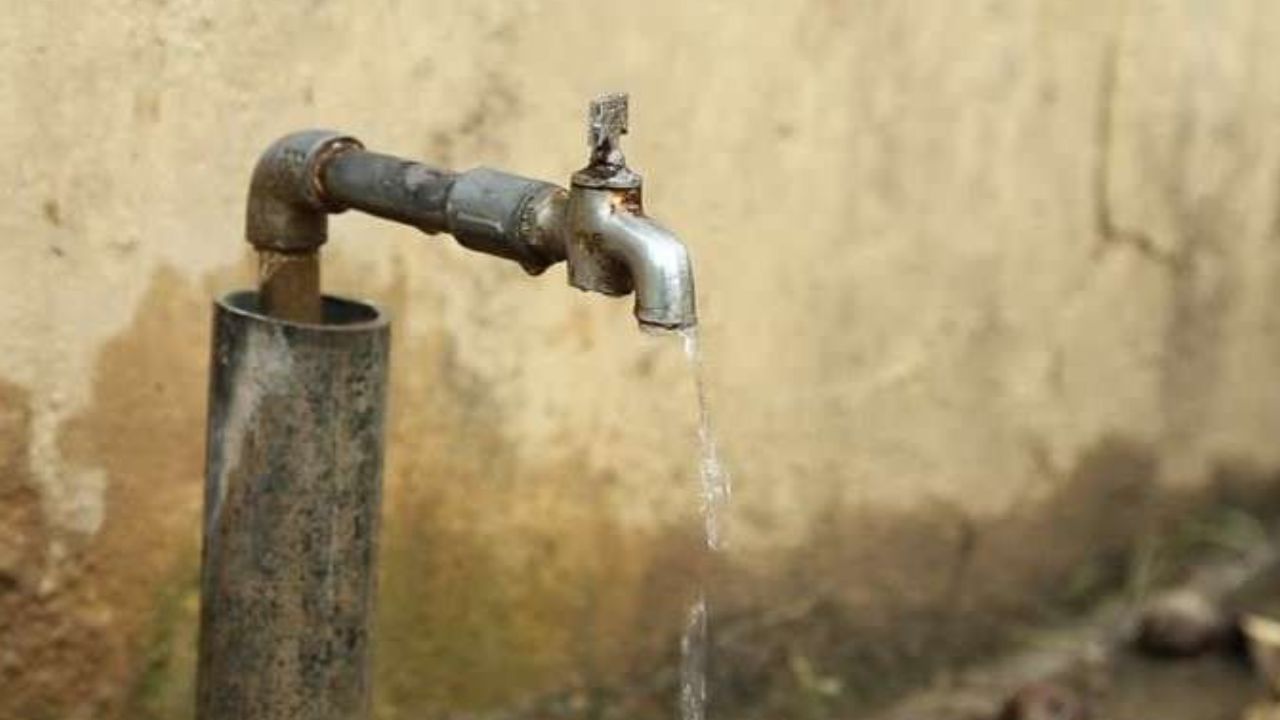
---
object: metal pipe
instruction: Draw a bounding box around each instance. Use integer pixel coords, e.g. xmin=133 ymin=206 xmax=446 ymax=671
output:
xmin=244 ymin=130 xmax=360 ymax=321
xmin=238 ymin=94 xmax=696 ymax=330
xmin=258 ymin=249 xmax=322 ymax=323
xmin=321 ymin=150 xmax=566 ymax=274
xmin=197 ymin=291 xmax=390 ymax=720
xmin=321 ymin=150 xmax=457 ymax=232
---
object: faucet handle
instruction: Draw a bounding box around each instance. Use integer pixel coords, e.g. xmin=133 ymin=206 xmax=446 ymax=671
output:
xmin=588 ymin=93 xmax=629 ymax=167
xmin=576 ymin=93 xmax=641 ymax=189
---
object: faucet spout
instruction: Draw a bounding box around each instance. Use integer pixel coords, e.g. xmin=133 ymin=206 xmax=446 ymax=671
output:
xmin=609 ymin=212 xmax=697 ymax=330
xmin=566 ymin=186 xmax=697 ymax=330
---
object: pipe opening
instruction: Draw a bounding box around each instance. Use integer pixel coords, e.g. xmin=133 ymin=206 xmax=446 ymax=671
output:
xmin=219 ymin=290 xmax=386 ymax=329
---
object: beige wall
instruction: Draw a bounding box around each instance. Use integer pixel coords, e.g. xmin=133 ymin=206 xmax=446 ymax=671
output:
xmin=4 ymin=1 xmax=1280 ymax=718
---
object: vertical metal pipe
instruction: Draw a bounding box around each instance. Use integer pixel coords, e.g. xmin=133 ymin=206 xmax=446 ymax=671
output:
xmin=258 ymin=250 xmax=323 ymax=324
xmin=197 ymin=290 xmax=390 ymax=720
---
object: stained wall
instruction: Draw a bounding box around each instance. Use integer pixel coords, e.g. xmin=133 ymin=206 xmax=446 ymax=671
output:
xmin=3 ymin=1 xmax=1280 ymax=717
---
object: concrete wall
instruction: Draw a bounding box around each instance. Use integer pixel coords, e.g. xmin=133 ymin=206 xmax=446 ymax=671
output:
xmin=4 ymin=1 xmax=1280 ymax=718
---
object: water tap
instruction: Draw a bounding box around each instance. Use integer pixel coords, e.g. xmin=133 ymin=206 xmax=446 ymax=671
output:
xmin=564 ymin=93 xmax=697 ymax=329
xmin=244 ymin=93 xmax=697 ymax=330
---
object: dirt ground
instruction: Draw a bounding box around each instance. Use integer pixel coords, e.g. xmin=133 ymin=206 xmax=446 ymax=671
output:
xmin=873 ymin=537 xmax=1280 ymax=720
xmin=1098 ymin=652 xmax=1260 ymax=720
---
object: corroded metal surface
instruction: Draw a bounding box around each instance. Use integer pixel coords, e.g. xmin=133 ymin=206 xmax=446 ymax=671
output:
xmin=242 ymin=92 xmax=697 ymax=331
xmin=320 ymin=149 xmax=457 ymax=233
xmin=321 ymin=150 xmax=565 ymax=274
xmin=197 ymin=291 xmax=389 ymax=720
xmin=258 ymin=250 xmax=322 ymax=323
xmin=567 ymin=95 xmax=696 ymax=329
xmin=245 ymin=130 xmax=361 ymax=254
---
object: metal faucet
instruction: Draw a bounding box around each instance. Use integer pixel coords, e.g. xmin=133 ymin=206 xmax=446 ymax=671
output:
xmin=245 ymin=92 xmax=696 ymax=329
xmin=564 ymin=93 xmax=697 ymax=328
xmin=198 ymin=94 xmax=696 ymax=720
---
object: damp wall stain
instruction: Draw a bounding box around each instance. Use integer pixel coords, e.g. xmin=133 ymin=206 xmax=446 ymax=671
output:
xmin=1 ymin=265 xmax=1274 ymax=720
xmin=6 ymin=1 xmax=1280 ymax=719
xmin=0 ymin=382 xmax=142 ymax=720
xmin=0 ymin=267 xmax=224 ymax=720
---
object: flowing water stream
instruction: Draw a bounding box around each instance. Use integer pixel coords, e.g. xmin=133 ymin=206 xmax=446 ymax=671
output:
xmin=682 ymin=328 xmax=732 ymax=552
xmin=676 ymin=327 xmax=731 ymax=720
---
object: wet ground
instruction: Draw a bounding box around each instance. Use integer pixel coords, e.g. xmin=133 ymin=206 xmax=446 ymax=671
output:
xmin=873 ymin=544 xmax=1280 ymax=720
xmin=1056 ymin=556 xmax=1280 ymax=720
xmin=1097 ymin=652 xmax=1260 ymax=720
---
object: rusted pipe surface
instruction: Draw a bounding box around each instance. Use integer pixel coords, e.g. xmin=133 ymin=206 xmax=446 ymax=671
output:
xmin=258 ymin=250 xmax=322 ymax=323
xmin=198 ymin=291 xmax=390 ymax=720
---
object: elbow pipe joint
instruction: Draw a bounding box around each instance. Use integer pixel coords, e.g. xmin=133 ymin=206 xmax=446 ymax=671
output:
xmin=245 ymin=130 xmax=363 ymax=254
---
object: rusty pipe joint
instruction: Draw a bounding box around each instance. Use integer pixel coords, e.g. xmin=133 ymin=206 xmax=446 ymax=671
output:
xmin=443 ymin=167 xmax=567 ymax=274
xmin=245 ymin=130 xmax=362 ymax=254
xmin=244 ymin=131 xmax=362 ymax=322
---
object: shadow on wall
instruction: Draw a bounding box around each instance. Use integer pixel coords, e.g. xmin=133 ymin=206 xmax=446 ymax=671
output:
xmin=1 ymin=267 xmax=1278 ymax=720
